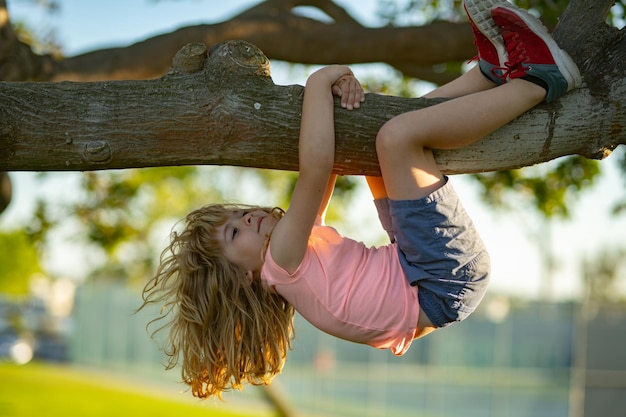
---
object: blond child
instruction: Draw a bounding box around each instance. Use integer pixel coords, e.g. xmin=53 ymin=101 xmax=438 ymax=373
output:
xmin=140 ymin=0 xmax=581 ymax=399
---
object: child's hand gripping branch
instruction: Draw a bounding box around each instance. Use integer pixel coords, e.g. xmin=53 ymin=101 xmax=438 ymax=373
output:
xmin=332 ymin=72 xmax=365 ymax=110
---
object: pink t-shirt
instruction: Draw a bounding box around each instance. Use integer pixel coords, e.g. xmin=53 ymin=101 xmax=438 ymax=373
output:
xmin=261 ymin=217 xmax=419 ymax=356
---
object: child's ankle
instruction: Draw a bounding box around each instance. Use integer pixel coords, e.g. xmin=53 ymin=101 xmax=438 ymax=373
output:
xmin=521 ymin=75 xmax=549 ymax=92
xmin=511 ymin=77 xmax=548 ymax=101
xmin=479 ymin=66 xmax=501 ymax=86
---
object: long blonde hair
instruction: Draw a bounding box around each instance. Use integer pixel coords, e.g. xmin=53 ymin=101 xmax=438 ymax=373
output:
xmin=139 ymin=204 xmax=294 ymax=399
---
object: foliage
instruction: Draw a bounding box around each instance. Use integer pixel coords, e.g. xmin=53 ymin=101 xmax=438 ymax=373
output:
xmin=0 ymin=230 xmax=41 ymax=295
xmin=10 ymin=0 xmax=62 ymax=57
xmin=471 ymin=156 xmax=601 ymax=218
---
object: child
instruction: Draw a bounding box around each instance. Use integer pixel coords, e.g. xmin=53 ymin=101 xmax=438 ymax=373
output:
xmin=140 ymin=0 xmax=581 ymax=399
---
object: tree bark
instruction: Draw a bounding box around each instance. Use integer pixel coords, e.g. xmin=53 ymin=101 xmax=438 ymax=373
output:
xmin=0 ymin=39 xmax=623 ymax=175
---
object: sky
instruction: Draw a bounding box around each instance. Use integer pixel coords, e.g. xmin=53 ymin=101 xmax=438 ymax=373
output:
xmin=2 ymin=0 xmax=626 ymax=300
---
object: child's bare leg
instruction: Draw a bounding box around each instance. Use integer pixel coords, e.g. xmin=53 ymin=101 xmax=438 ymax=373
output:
xmin=365 ymin=176 xmax=387 ymax=199
xmin=423 ymin=65 xmax=497 ymax=99
xmin=367 ymin=65 xmax=517 ymax=200
xmin=377 ymin=78 xmax=545 ymax=200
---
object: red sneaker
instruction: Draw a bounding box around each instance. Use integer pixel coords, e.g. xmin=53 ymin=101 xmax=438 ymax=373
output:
xmin=491 ymin=4 xmax=582 ymax=102
xmin=463 ymin=0 xmax=509 ymax=85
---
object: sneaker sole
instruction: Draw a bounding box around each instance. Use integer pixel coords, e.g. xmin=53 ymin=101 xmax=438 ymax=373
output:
xmin=494 ymin=3 xmax=582 ymax=91
xmin=463 ymin=0 xmax=509 ymax=68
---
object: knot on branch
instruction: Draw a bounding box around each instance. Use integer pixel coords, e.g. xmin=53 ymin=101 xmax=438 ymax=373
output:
xmin=82 ymin=140 xmax=112 ymax=164
xmin=207 ymin=40 xmax=271 ymax=78
xmin=170 ymin=43 xmax=208 ymax=75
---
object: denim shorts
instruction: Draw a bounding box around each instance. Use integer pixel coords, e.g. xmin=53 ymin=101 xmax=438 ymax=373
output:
xmin=374 ymin=178 xmax=491 ymax=328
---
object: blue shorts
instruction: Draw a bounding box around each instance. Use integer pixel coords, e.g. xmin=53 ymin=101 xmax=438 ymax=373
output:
xmin=374 ymin=178 xmax=490 ymax=328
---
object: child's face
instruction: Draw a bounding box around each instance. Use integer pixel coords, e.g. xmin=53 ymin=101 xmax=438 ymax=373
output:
xmin=215 ymin=209 xmax=279 ymax=279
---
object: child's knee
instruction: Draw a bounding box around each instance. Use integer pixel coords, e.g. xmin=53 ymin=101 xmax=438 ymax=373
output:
xmin=376 ymin=119 xmax=412 ymax=160
xmin=376 ymin=116 xmax=429 ymax=161
xmin=375 ymin=122 xmax=394 ymax=157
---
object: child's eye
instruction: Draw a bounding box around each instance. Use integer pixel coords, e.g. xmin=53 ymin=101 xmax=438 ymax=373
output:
xmin=232 ymin=228 xmax=238 ymax=239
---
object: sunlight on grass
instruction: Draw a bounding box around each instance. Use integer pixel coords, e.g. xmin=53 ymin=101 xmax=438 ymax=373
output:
xmin=0 ymin=362 xmax=270 ymax=417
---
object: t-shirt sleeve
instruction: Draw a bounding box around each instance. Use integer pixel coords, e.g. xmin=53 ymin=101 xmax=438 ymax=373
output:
xmin=261 ymin=215 xmax=322 ymax=285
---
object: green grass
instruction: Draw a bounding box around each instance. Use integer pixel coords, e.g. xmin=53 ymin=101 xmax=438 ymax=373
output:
xmin=0 ymin=362 xmax=270 ymax=417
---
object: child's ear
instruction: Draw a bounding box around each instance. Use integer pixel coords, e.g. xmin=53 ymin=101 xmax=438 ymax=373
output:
xmin=245 ymin=270 xmax=254 ymax=283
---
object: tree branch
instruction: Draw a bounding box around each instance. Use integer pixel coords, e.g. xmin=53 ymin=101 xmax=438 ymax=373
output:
xmin=1 ymin=41 xmax=623 ymax=175
xmin=1 ymin=0 xmax=474 ymax=84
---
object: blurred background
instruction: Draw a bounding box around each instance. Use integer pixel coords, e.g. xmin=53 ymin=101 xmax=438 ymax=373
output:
xmin=1 ymin=1 xmax=625 ymax=416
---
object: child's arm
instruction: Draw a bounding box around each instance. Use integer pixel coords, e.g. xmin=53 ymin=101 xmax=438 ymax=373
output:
xmin=270 ymin=65 xmax=364 ymax=273
xmin=318 ymin=173 xmax=337 ymax=222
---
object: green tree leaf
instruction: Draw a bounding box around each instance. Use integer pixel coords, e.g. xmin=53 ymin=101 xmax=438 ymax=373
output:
xmin=0 ymin=230 xmax=42 ymax=295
